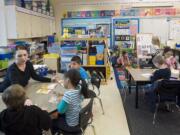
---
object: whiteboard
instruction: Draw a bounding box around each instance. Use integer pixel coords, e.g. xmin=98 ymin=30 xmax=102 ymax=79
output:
xmin=140 ymin=18 xmax=169 ymax=44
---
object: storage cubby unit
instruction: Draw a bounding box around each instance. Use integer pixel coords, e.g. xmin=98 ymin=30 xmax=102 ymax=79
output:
xmin=60 ymin=37 xmax=111 ymax=83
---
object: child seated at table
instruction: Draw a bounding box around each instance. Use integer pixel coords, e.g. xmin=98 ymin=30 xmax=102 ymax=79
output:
xmin=163 ymin=47 xmax=177 ymax=69
xmin=145 ymin=55 xmax=171 ymax=111
xmin=0 ymin=84 xmax=51 ymax=135
xmin=146 ymin=55 xmax=171 ymax=92
xmin=117 ymin=51 xmax=130 ymax=68
xmin=70 ymin=56 xmax=89 ymax=80
xmin=51 ymin=69 xmax=88 ymax=134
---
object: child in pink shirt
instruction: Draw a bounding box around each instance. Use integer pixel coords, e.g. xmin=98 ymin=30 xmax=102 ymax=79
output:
xmin=163 ymin=47 xmax=177 ymax=69
xmin=117 ymin=51 xmax=130 ymax=67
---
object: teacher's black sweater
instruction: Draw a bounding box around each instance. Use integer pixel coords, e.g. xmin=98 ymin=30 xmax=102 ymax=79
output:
xmin=0 ymin=61 xmax=51 ymax=92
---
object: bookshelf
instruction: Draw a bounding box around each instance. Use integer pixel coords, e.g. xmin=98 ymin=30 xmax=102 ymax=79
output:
xmin=60 ymin=37 xmax=110 ymax=83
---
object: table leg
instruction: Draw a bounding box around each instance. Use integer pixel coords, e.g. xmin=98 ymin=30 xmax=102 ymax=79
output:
xmin=128 ymin=73 xmax=132 ymax=94
xmin=135 ymin=82 xmax=139 ymax=109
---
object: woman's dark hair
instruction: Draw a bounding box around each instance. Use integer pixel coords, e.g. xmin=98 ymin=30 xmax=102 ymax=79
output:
xmin=2 ymin=84 xmax=26 ymax=110
xmin=122 ymin=51 xmax=127 ymax=56
xmin=64 ymin=69 xmax=87 ymax=97
xmin=15 ymin=45 xmax=28 ymax=51
xmin=71 ymin=56 xmax=82 ymax=64
xmin=163 ymin=46 xmax=171 ymax=56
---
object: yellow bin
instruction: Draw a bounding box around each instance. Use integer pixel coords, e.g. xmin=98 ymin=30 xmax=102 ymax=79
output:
xmin=89 ymin=56 xmax=96 ymax=65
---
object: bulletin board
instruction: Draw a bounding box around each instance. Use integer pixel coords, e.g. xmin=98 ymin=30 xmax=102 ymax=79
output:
xmin=136 ymin=33 xmax=153 ymax=58
xmin=112 ymin=18 xmax=139 ymax=49
xmin=169 ymin=19 xmax=180 ymax=42
xmin=61 ymin=18 xmax=112 ymax=47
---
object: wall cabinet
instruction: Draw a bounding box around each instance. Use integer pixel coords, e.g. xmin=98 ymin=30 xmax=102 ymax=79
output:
xmin=5 ymin=5 xmax=55 ymax=39
xmin=31 ymin=15 xmax=42 ymax=37
xmin=16 ymin=11 xmax=32 ymax=38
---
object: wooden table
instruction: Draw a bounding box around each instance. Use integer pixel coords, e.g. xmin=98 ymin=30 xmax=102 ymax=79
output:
xmin=0 ymin=80 xmax=65 ymax=113
xmin=126 ymin=67 xmax=154 ymax=109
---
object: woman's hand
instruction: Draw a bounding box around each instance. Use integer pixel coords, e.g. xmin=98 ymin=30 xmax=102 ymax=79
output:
xmin=50 ymin=111 xmax=59 ymax=119
xmin=58 ymin=80 xmax=64 ymax=87
xmin=24 ymin=99 xmax=33 ymax=106
xmin=51 ymin=76 xmax=59 ymax=83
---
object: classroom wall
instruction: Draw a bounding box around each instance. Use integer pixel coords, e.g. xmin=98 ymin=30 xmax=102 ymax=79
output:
xmin=0 ymin=0 xmax=7 ymax=46
xmin=54 ymin=0 xmax=180 ymax=38
xmin=54 ymin=0 xmax=129 ymax=38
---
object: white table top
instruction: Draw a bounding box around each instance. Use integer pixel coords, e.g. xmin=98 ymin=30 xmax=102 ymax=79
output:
xmin=126 ymin=67 xmax=180 ymax=82
xmin=126 ymin=67 xmax=154 ymax=82
xmin=0 ymin=80 xmax=65 ymax=113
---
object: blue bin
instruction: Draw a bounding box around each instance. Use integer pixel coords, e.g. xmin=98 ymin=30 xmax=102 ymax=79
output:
xmin=96 ymin=60 xmax=104 ymax=65
xmin=0 ymin=53 xmax=13 ymax=60
xmin=176 ymin=44 xmax=180 ymax=48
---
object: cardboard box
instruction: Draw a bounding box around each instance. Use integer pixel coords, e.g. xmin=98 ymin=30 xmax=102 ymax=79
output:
xmin=43 ymin=54 xmax=60 ymax=72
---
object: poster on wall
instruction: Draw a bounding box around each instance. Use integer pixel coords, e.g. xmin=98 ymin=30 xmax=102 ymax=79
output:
xmin=114 ymin=19 xmax=130 ymax=29
xmin=169 ymin=19 xmax=180 ymax=41
xmin=92 ymin=11 xmax=99 ymax=17
xmin=113 ymin=18 xmax=139 ymax=48
xmin=67 ymin=7 xmax=178 ymax=18
xmin=115 ymin=10 xmax=120 ymax=16
xmin=86 ymin=11 xmax=92 ymax=17
xmin=80 ymin=11 xmax=86 ymax=17
xmin=136 ymin=33 xmax=153 ymax=58
xmin=105 ymin=10 xmax=115 ymax=16
xmin=96 ymin=24 xmax=110 ymax=37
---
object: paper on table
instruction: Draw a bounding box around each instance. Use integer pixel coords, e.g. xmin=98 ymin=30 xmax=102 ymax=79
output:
xmin=36 ymin=89 xmax=51 ymax=94
xmin=36 ymin=83 xmax=58 ymax=94
xmin=141 ymin=73 xmax=152 ymax=78
xmin=171 ymin=69 xmax=179 ymax=79
xmin=48 ymin=83 xmax=58 ymax=90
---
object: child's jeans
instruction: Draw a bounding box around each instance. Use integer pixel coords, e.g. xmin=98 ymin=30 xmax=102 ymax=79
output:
xmin=51 ymin=114 xmax=80 ymax=134
xmin=144 ymin=82 xmax=158 ymax=112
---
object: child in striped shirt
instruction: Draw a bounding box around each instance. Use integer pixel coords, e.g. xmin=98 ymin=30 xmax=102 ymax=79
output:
xmin=51 ymin=69 xmax=88 ymax=134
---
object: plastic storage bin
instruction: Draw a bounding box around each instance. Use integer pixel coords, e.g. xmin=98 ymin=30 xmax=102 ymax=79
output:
xmin=89 ymin=56 xmax=96 ymax=65
xmin=176 ymin=43 xmax=180 ymax=49
xmin=0 ymin=60 xmax=8 ymax=69
xmin=0 ymin=53 xmax=13 ymax=60
xmin=96 ymin=60 xmax=104 ymax=65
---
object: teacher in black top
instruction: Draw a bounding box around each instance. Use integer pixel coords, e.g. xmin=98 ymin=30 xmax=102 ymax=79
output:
xmin=0 ymin=46 xmax=53 ymax=92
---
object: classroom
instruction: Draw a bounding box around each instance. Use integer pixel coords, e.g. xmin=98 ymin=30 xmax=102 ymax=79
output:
xmin=0 ymin=0 xmax=180 ymax=135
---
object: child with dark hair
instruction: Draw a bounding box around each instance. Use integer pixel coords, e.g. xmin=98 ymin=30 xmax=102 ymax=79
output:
xmin=70 ymin=56 xmax=89 ymax=80
xmin=163 ymin=46 xmax=177 ymax=69
xmin=117 ymin=51 xmax=130 ymax=67
xmin=51 ymin=69 xmax=87 ymax=134
xmin=0 ymin=84 xmax=51 ymax=135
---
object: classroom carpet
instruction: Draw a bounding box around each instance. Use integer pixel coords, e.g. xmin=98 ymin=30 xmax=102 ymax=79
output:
xmin=114 ymin=67 xmax=180 ymax=135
